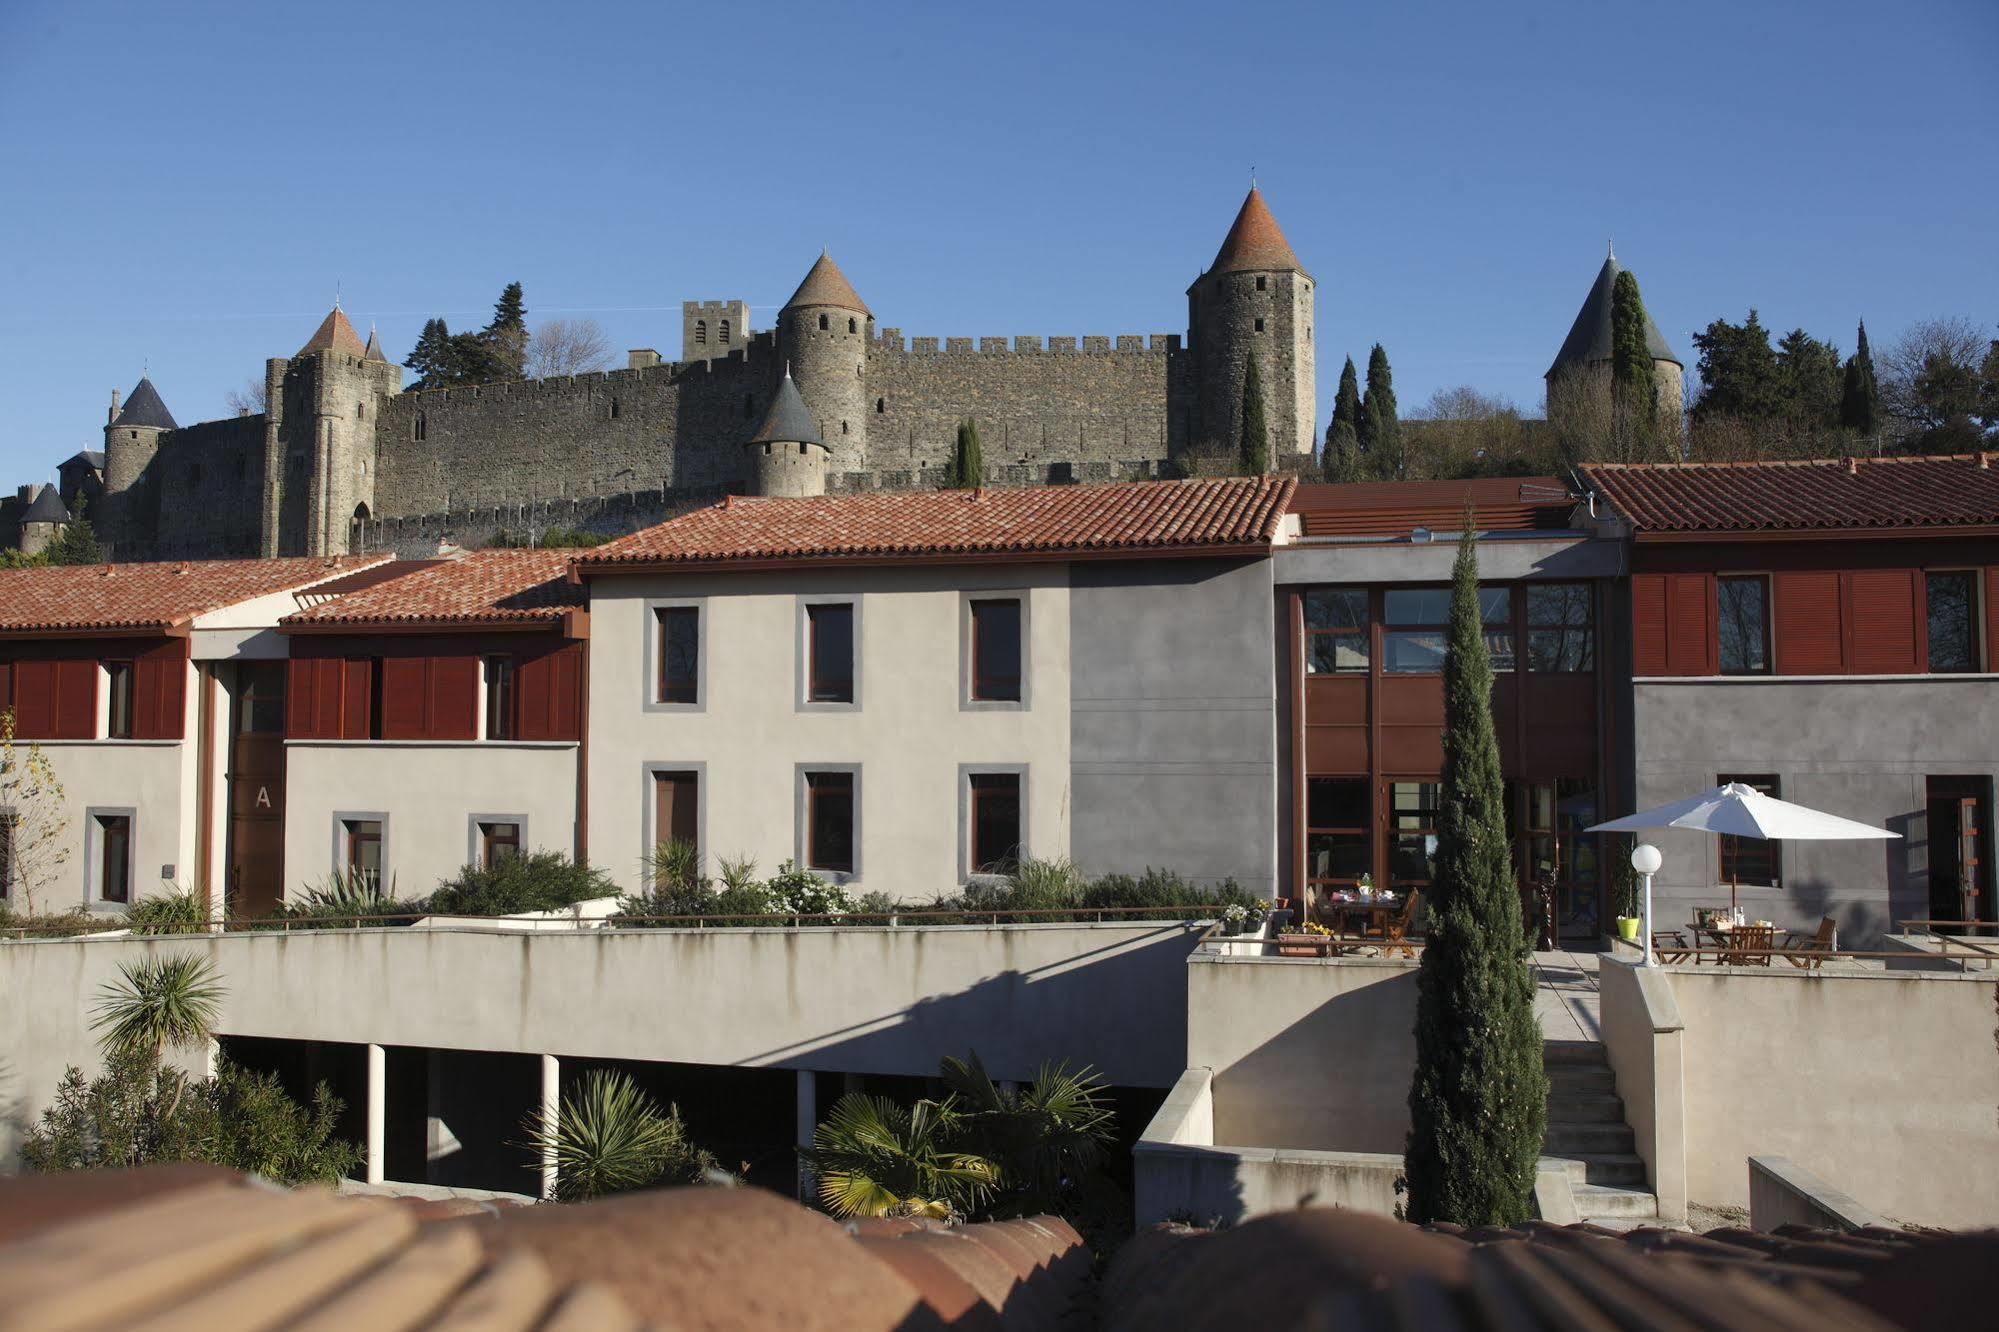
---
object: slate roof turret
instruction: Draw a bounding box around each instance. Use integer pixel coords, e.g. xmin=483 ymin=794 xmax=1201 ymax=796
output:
xmin=363 ymin=325 xmax=389 ymax=362
xmin=750 ymin=369 xmax=824 ymax=447
xmin=112 ymin=377 xmax=177 ymax=430
xmin=1547 ymin=251 xmax=1681 ymax=377
xmin=783 ymin=251 xmax=871 ymax=315
xmin=20 ymin=485 xmax=69 ymax=525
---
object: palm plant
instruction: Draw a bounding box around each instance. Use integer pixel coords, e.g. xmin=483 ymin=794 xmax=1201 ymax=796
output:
xmin=92 ymin=954 xmax=222 ymax=1066
xmin=523 ymin=1069 xmax=711 ymax=1202
xmin=941 ymin=1053 xmax=1116 ymax=1217
xmin=801 ymin=1094 xmax=998 ymax=1220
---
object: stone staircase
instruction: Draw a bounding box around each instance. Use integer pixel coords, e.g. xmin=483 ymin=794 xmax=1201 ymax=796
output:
xmin=1542 ymin=1040 xmax=1658 ymax=1222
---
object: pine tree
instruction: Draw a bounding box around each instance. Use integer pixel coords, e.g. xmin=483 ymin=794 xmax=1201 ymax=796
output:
xmin=1839 ymin=319 xmax=1881 ymax=438
xmin=948 ymin=419 xmax=984 ymax=488
xmin=483 ymin=282 xmax=528 ymax=379
xmin=1611 ymin=270 xmax=1659 ymax=458
xmin=1690 ymin=311 xmax=1784 ymax=422
xmin=1360 ymin=345 xmax=1401 ymax=479
xmin=47 ymin=492 xmax=104 ymax=566
xmin=1323 ymin=356 xmax=1363 ymax=482
xmin=1404 ymin=520 xmax=1548 ymax=1227
xmin=404 ymin=318 xmax=457 ymax=392
xmin=1238 ymin=358 xmax=1270 ymax=475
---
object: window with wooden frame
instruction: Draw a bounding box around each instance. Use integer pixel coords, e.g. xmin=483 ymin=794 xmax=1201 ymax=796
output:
xmin=804 ymin=771 xmax=855 ymax=874
xmin=478 ymin=820 xmax=521 ymax=869
xmin=1717 ymin=774 xmax=1780 ymax=887
xmin=1523 ymin=780 xmax=1600 ymax=891
xmin=344 ymin=818 xmax=384 ymax=889
xmin=1925 ymin=571 xmax=1980 ymax=673
xmin=95 ymin=812 xmax=132 ymax=904
xmin=105 ymin=661 xmax=134 ymax=740
xmin=969 ymin=599 xmax=1022 ymax=702
xmin=806 ymin=603 xmax=855 ymax=703
xmin=1525 ymin=583 xmax=1594 ymax=672
xmin=1303 ymin=590 xmax=1369 ymax=674
xmin=1381 ymin=589 xmax=1451 ymax=674
xmin=483 ymin=655 xmax=515 ymax=739
xmin=1478 ymin=587 xmax=1516 ymax=672
xmin=968 ymin=773 xmax=1022 ymax=875
xmin=654 ymin=770 xmax=698 ymax=859
xmin=1305 ymin=778 xmax=1370 ymax=890
xmin=1717 ymin=575 xmax=1770 ymax=675
xmin=1389 ymin=781 xmax=1441 ymax=888
xmin=656 ymin=606 xmax=700 ymax=704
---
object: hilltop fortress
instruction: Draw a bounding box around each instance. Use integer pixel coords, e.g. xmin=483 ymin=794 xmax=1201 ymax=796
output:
xmin=8 ymin=190 xmax=1678 ymax=560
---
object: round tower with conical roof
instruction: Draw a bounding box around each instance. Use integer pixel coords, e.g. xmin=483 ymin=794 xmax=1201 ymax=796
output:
xmin=745 ymin=367 xmax=831 ymax=497
xmin=1545 ymin=247 xmax=1684 ymax=435
xmin=778 ymin=252 xmax=869 ymax=473
xmin=16 ymin=483 xmax=70 ymax=558
xmin=102 ymin=375 xmax=178 ymax=553
xmin=264 ymin=305 xmax=402 ymax=557
xmin=1187 ymin=187 xmax=1316 ymax=463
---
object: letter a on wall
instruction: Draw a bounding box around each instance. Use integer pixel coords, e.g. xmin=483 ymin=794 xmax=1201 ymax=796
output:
xmin=255 ymin=786 xmax=272 ymax=809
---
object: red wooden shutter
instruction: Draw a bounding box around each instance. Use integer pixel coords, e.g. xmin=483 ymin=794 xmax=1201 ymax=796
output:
xmin=1848 ymin=570 xmax=1918 ymax=674
xmin=341 ymin=659 xmax=372 ymax=739
xmin=131 ymin=642 xmax=186 ymax=740
xmin=514 ymin=650 xmax=554 ymax=742
xmin=428 ymin=656 xmax=478 ymax=739
xmin=379 ymin=657 xmax=429 ymax=739
xmin=549 ymin=645 xmax=582 ymax=740
xmin=1631 ymin=575 xmax=1669 ymax=676
xmin=1664 ymin=574 xmax=1714 ymax=675
xmin=53 ymin=658 xmax=96 ymax=737
xmin=1775 ymin=572 xmax=1843 ymax=674
xmin=0 ymin=661 xmax=12 ymax=719
xmin=1987 ymin=568 xmax=1999 ymax=671
xmin=287 ymin=657 xmax=319 ymax=737
xmin=10 ymin=660 xmax=52 ymax=736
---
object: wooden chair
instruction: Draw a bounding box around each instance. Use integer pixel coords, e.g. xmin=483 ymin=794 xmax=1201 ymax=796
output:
xmin=1780 ymin=916 xmax=1838 ymax=969
xmin=1651 ymin=930 xmax=1692 ymax=964
xmin=1719 ymin=923 xmax=1775 ymax=966
xmin=1381 ymin=891 xmax=1422 ymax=959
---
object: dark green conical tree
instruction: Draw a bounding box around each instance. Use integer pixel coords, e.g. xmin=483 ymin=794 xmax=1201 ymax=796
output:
xmin=481 ymin=281 xmax=528 ymax=379
xmin=1404 ymin=520 xmax=1548 ymax=1227
xmin=1239 ymin=358 xmax=1270 ymax=475
xmin=1611 ymin=270 xmax=1659 ymax=458
xmin=47 ymin=492 xmax=105 ymax=566
xmin=948 ymin=419 xmax=984 ymax=488
xmin=404 ymin=318 xmax=457 ymax=391
xmin=1360 ymin=345 xmax=1401 ymax=479
xmin=1839 ymin=319 xmax=1880 ymax=438
xmin=1323 ymin=356 xmax=1363 ymax=482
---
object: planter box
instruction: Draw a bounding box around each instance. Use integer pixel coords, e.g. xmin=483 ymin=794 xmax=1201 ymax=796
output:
xmin=1275 ymin=933 xmax=1332 ymax=958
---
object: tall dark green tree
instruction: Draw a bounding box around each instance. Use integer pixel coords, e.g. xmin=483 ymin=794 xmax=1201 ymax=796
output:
xmin=1838 ymin=320 xmax=1881 ymax=438
xmin=46 ymin=493 xmax=104 ymax=566
xmin=1979 ymin=338 xmax=1999 ymax=437
xmin=1610 ymin=270 xmax=1660 ymax=459
xmin=483 ymin=281 xmax=528 ymax=379
xmin=1359 ymin=344 xmax=1401 ymax=479
xmin=1404 ymin=521 xmax=1547 ymax=1227
xmin=1238 ymin=358 xmax=1270 ymax=475
xmin=404 ymin=318 xmax=460 ymax=392
xmin=1690 ymin=311 xmax=1784 ymax=422
xmin=1775 ymin=329 xmax=1842 ymax=427
xmin=948 ymin=419 xmax=984 ymax=488
xmin=1323 ymin=356 xmax=1363 ymax=482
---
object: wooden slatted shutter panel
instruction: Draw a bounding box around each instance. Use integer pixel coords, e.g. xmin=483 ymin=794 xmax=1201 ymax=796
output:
xmin=1665 ymin=574 xmax=1714 ymax=675
xmin=1631 ymin=575 xmax=1669 ymax=676
xmin=1775 ymin=572 xmax=1843 ymax=674
xmin=1987 ymin=568 xmax=1999 ymax=671
xmin=341 ymin=659 xmax=372 ymax=739
xmin=514 ymin=650 xmax=554 ymax=742
xmin=10 ymin=660 xmax=52 ymax=736
xmin=53 ymin=658 xmax=96 ymax=737
xmin=131 ymin=643 xmax=186 ymax=740
xmin=286 ymin=657 xmax=319 ymax=737
xmin=1848 ymin=570 xmax=1919 ymax=674
xmin=0 ymin=661 xmax=12 ymax=721
xmin=379 ymin=657 xmax=429 ymax=739
xmin=549 ymin=646 xmax=582 ymax=740
xmin=428 ymin=656 xmax=478 ymax=739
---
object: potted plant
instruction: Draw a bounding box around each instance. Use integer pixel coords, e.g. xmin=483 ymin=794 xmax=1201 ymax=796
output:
xmin=1611 ymin=861 xmax=1641 ymax=944
xmin=1220 ymin=902 xmax=1248 ymax=936
xmin=1240 ymin=901 xmax=1268 ymax=938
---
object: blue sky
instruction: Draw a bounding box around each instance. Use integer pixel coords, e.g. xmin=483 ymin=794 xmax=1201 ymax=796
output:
xmin=1 ymin=0 xmax=1993 ymax=482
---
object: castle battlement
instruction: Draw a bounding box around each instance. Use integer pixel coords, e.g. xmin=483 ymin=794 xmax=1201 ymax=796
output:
xmin=871 ymin=331 xmax=1181 ymax=356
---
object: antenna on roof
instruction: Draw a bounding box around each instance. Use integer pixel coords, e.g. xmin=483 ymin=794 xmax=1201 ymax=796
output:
xmin=1249 ymin=165 xmax=1257 ymax=189
xmin=334 ymin=281 xmax=342 ymax=312
xmin=1607 ymin=238 xmax=1615 ymax=261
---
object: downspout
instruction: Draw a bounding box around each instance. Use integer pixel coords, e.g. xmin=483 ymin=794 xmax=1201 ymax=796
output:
xmin=574 ymin=637 xmax=590 ymax=864
xmin=194 ymin=661 xmax=216 ymax=916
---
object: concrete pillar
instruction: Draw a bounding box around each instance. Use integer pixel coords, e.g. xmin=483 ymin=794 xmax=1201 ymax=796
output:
xmin=539 ymin=1054 xmax=560 ymax=1201
xmin=366 ymin=1043 xmax=385 ymax=1186
xmin=795 ymin=1070 xmax=817 ymax=1202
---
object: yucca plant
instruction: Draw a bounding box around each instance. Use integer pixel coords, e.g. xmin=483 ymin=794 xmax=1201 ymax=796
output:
xmin=648 ymin=838 xmax=704 ymax=894
xmin=523 ymin=1069 xmax=713 ymax=1202
xmin=801 ymin=1094 xmax=998 ymax=1220
xmin=125 ymin=889 xmax=208 ymax=936
xmin=92 ymin=954 xmax=223 ymax=1066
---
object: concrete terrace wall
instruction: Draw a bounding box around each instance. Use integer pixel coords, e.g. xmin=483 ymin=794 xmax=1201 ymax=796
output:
xmin=27 ymin=738 xmax=194 ymax=913
xmin=0 ymin=921 xmax=1203 ymax=1165
xmin=1632 ymin=676 xmax=1999 ymax=945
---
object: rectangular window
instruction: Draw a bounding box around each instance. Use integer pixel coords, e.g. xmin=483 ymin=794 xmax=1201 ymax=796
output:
xmin=484 ymin=656 xmax=515 ymax=739
xmin=805 ymin=771 xmax=855 ymax=874
xmin=1382 ymin=588 xmax=1450 ymax=674
xmin=1480 ymin=587 xmax=1516 ymax=672
xmin=344 ymin=818 xmax=384 ymax=890
xmin=478 ymin=820 xmax=521 ymax=869
xmin=1303 ymin=590 xmax=1369 ymax=674
xmin=1526 ymin=583 xmax=1595 ymax=672
xmin=807 ymin=604 xmax=855 ymax=703
xmin=237 ymin=660 xmax=286 ymax=735
xmin=1717 ymin=774 xmax=1780 ymax=888
xmin=969 ymin=773 xmax=1022 ymax=874
xmin=654 ymin=770 xmax=698 ymax=858
xmin=1926 ymin=572 xmax=1979 ymax=673
xmin=969 ymin=599 xmax=1022 ymax=701
xmin=657 ymin=607 xmax=700 ymax=704
xmin=105 ymin=661 xmax=134 ymax=739
xmin=96 ymin=813 xmax=131 ymax=904
xmin=1717 ymin=576 xmax=1770 ymax=675
xmin=1389 ymin=782 xmax=1441 ymax=888
xmin=1305 ymin=778 xmax=1370 ymax=887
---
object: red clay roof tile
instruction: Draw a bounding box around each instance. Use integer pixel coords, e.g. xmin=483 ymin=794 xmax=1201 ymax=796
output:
xmin=574 ymin=476 xmax=1296 ymax=572
xmin=296 ymin=307 xmax=369 ymax=359
xmin=0 ymin=555 xmax=387 ymax=635
xmin=1288 ymin=477 xmax=1578 ymax=538
xmin=1580 ymin=455 xmax=1999 ymax=534
xmin=1208 ymin=187 xmax=1306 ymax=276
xmin=283 ymin=549 xmax=584 ymax=628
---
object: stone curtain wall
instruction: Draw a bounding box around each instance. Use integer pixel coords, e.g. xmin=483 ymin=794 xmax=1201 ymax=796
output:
xmin=117 ymin=416 xmax=268 ymax=560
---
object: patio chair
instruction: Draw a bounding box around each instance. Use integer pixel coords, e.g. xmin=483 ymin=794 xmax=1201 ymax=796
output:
xmin=1380 ymin=891 xmax=1422 ymax=959
xmin=1651 ymin=930 xmax=1692 ymax=964
xmin=1779 ymin=916 xmax=1838 ymax=970
xmin=1719 ymin=923 xmax=1776 ymax=966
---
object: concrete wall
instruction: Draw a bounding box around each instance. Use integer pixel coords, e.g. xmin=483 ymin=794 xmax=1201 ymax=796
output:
xmin=1631 ymin=677 xmax=1999 ymax=944
xmin=1069 ymin=558 xmax=1278 ymax=894
xmin=586 ymin=564 xmax=1072 ymax=901
xmin=25 ymin=735 xmax=193 ymax=912
xmin=0 ymin=920 xmax=1200 ymax=1165
xmin=282 ymin=742 xmax=579 ymax=900
xmin=1596 ymin=957 xmax=1687 ymax=1221
xmin=1748 ymin=1155 xmax=1891 ymax=1232
xmin=1187 ymin=953 xmax=1419 ymax=1153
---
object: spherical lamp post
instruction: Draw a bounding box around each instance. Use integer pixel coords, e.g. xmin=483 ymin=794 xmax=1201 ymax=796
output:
xmin=1631 ymin=843 xmax=1664 ymax=966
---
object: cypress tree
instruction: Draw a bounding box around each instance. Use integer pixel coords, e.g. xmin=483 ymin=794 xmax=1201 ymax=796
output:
xmin=1404 ymin=520 xmax=1548 ymax=1227
xmin=1323 ymin=356 xmax=1363 ymax=482
xmin=1239 ymin=358 xmax=1270 ymax=475
xmin=1611 ymin=270 xmax=1659 ymax=456
xmin=1360 ymin=344 xmax=1401 ymax=479
xmin=948 ymin=419 xmax=984 ymax=488
xmin=1839 ymin=319 xmax=1881 ymax=438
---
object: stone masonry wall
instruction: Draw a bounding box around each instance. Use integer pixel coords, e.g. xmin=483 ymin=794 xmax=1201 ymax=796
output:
xmin=150 ymin=415 xmax=267 ymax=558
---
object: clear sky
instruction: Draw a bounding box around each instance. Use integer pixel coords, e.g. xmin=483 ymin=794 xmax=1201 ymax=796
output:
xmin=1 ymin=0 xmax=1993 ymax=483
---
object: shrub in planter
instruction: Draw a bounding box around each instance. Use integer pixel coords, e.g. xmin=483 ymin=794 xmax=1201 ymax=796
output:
xmin=428 ymin=851 xmax=617 ymax=916
xmin=764 ymin=861 xmax=850 ymax=917
xmin=125 ymin=889 xmax=207 ymax=935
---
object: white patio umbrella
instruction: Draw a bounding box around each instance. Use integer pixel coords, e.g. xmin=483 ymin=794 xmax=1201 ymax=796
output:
xmin=1588 ymin=782 xmax=1899 ymax=957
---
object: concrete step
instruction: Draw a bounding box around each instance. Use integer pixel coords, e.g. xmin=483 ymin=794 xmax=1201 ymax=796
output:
xmin=1545 ymin=1152 xmax=1648 ymax=1187
xmin=1572 ymin=1184 xmax=1660 ymax=1221
xmin=1542 ymin=1040 xmax=1608 ymax=1067
xmin=1545 ymin=1092 xmax=1626 ymax=1124
xmin=1544 ymin=1122 xmax=1637 ymax=1155
xmin=1546 ymin=1064 xmax=1616 ymax=1095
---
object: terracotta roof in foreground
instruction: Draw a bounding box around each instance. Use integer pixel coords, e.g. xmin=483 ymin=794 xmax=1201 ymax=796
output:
xmin=284 ymin=548 xmax=584 ymax=628
xmin=574 ymin=476 xmax=1297 ymax=572
xmin=0 ymin=555 xmax=387 ymax=634
xmin=1580 ymin=454 xmax=1999 ymax=535
xmin=1288 ymin=477 xmax=1579 ymax=538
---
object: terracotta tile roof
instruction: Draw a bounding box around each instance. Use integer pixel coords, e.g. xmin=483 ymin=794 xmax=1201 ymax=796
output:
xmin=1208 ymin=186 xmax=1306 ymax=276
xmin=283 ymin=549 xmax=584 ymax=628
xmin=783 ymin=251 xmax=871 ymax=315
xmin=1288 ymin=477 xmax=1579 ymax=538
xmin=0 ymin=555 xmax=388 ymax=635
xmin=574 ymin=476 xmax=1297 ymax=572
xmin=1580 ymin=454 xmax=1999 ymax=535
xmin=296 ymin=306 xmax=368 ymax=358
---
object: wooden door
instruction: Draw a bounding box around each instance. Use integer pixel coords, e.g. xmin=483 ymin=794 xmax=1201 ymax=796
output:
xmin=227 ymin=661 xmax=288 ymax=918
xmin=654 ymin=771 xmax=698 ymax=858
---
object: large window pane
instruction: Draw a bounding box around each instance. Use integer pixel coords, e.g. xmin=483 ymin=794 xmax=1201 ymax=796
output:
xmin=1526 ymin=584 xmax=1592 ymax=627
xmin=1304 ymin=590 xmax=1368 ymax=630
xmin=807 ymin=604 xmax=855 ymax=703
xmin=1384 ymin=589 xmax=1451 ymax=625
xmin=970 ymin=599 xmax=1022 ymax=701
xmin=969 ymin=773 xmax=1021 ymax=873
xmin=1383 ymin=630 xmax=1447 ymax=673
xmin=1307 ymin=777 xmax=1368 ymax=829
xmin=1478 ymin=588 xmax=1512 ymax=625
xmin=1390 ymin=783 xmax=1440 ymax=887
xmin=807 ymin=771 xmax=855 ymax=873
xmin=1926 ymin=572 xmax=1978 ymax=673
xmin=1717 ymin=576 xmax=1769 ymax=675
xmin=658 ymin=607 xmax=700 ymax=703
xmin=1717 ymin=774 xmax=1780 ymax=887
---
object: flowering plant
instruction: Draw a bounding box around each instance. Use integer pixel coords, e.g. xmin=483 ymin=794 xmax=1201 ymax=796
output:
xmin=1223 ymin=903 xmax=1248 ymax=923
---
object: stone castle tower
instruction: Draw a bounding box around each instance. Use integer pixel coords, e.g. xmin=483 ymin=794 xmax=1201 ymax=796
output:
xmin=745 ymin=367 xmax=830 ymax=497
xmin=102 ymin=376 xmax=177 ymax=542
xmin=1188 ymin=187 xmax=1316 ymax=459
xmin=777 ymin=253 xmax=872 ymax=476
xmin=1545 ymin=248 xmax=1684 ymax=431
xmin=262 ymin=308 xmax=402 ymax=556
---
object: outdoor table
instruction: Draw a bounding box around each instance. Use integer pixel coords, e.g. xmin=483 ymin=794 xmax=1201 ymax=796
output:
xmin=1320 ymin=895 xmax=1404 ymax=945
xmin=1693 ymin=921 xmax=1776 ymax=966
